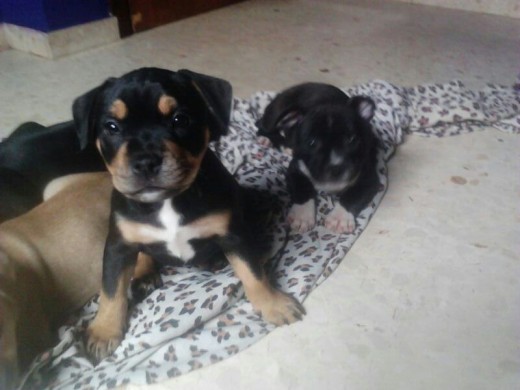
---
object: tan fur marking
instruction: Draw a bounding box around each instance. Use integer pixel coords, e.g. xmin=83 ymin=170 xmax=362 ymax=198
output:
xmin=163 ymin=128 xmax=210 ymax=190
xmin=109 ymin=99 xmax=128 ymax=120
xmin=163 ymin=139 xmax=191 ymax=192
xmin=163 ymin=139 xmax=183 ymax=160
xmin=164 ymin=128 xmax=209 ymax=163
xmin=106 ymin=142 xmax=129 ymax=177
xmin=116 ymin=211 xmax=231 ymax=245
xmin=133 ymin=252 xmax=155 ymax=280
xmin=93 ymin=267 xmax=132 ymax=332
xmin=96 ymin=138 xmax=102 ymax=155
xmin=158 ymin=95 xmax=177 ymax=115
xmin=189 ymin=127 xmax=210 ymax=166
xmin=87 ymin=266 xmax=133 ymax=359
xmin=185 ymin=211 xmax=231 ymax=237
xmin=226 ymin=254 xmax=304 ymax=326
xmin=116 ymin=218 xmax=164 ymax=244
xmin=226 ymin=254 xmax=272 ymax=308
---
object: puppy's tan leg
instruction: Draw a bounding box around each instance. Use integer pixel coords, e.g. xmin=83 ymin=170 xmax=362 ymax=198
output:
xmin=226 ymin=254 xmax=305 ymax=325
xmin=86 ymin=266 xmax=133 ymax=362
xmin=130 ymin=253 xmax=162 ymax=303
xmin=132 ymin=252 xmax=155 ymax=280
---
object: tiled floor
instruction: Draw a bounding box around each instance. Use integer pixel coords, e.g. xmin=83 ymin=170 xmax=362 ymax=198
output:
xmin=1 ymin=1 xmax=519 ymax=389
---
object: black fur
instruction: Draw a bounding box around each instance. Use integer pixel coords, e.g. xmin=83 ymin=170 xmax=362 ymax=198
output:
xmin=0 ymin=121 xmax=105 ymax=222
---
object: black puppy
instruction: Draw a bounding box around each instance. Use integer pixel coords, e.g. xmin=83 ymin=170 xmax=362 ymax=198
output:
xmin=71 ymin=68 xmax=305 ymax=362
xmin=257 ymin=82 xmax=380 ymax=234
xmin=0 ymin=121 xmax=105 ymax=222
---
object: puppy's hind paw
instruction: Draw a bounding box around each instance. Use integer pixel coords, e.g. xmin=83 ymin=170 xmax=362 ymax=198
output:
xmin=325 ymin=204 xmax=356 ymax=234
xmin=287 ymin=200 xmax=316 ymax=233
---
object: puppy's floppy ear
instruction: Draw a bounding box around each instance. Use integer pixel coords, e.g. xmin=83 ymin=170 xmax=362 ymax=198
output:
xmin=258 ymin=106 xmax=303 ymax=136
xmin=72 ymin=78 xmax=115 ymax=150
xmin=256 ymin=109 xmax=302 ymax=149
xmin=275 ymin=111 xmax=302 ymax=131
xmin=178 ymin=69 xmax=233 ymax=141
xmin=349 ymin=96 xmax=376 ymax=121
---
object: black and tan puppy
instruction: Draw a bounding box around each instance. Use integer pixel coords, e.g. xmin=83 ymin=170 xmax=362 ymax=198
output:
xmin=0 ymin=172 xmax=112 ymax=390
xmin=71 ymin=68 xmax=305 ymax=362
xmin=257 ymin=82 xmax=380 ymax=234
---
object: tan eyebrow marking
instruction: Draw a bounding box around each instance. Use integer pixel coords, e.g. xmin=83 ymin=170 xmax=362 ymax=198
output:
xmin=109 ymin=99 xmax=128 ymax=120
xmin=158 ymin=95 xmax=177 ymax=115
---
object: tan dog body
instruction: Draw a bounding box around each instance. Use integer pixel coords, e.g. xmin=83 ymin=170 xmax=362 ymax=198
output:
xmin=0 ymin=172 xmax=112 ymax=386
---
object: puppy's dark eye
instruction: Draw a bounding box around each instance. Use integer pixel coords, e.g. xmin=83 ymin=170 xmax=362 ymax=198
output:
xmin=308 ymin=138 xmax=317 ymax=147
xmin=104 ymin=120 xmax=121 ymax=135
xmin=173 ymin=113 xmax=190 ymax=128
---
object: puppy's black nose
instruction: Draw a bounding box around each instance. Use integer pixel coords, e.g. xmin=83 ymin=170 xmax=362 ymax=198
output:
xmin=131 ymin=154 xmax=162 ymax=178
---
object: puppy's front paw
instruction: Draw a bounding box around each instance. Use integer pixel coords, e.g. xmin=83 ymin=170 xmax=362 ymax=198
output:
xmin=86 ymin=322 xmax=124 ymax=362
xmin=325 ymin=204 xmax=356 ymax=234
xmin=281 ymin=147 xmax=293 ymax=156
xmin=257 ymin=136 xmax=273 ymax=147
xmin=256 ymin=289 xmax=305 ymax=326
xmin=130 ymin=273 xmax=163 ymax=303
xmin=287 ymin=200 xmax=316 ymax=233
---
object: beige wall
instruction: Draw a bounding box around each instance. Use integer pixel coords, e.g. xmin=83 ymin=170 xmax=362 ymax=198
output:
xmin=392 ymin=0 xmax=520 ymax=18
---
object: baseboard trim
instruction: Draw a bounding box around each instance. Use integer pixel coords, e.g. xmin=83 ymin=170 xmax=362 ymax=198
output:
xmin=392 ymin=0 xmax=520 ymax=19
xmin=3 ymin=17 xmax=120 ymax=59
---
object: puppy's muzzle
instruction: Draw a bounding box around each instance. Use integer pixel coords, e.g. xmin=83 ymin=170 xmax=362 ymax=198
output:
xmin=130 ymin=152 xmax=163 ymax=179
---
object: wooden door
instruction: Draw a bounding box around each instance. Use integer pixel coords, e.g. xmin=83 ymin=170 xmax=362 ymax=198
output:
xmin=110 ymin=0 xmax=245 ymax=37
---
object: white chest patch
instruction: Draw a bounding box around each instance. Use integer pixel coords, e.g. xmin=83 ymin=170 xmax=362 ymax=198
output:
xmin=116 ymin=200 xmax=196 ymax=262
xmin=116 ymin=200 xmax=231 ymax=263
xmin=156 ymin=199 xmax=196 ymax=261
xmin=297 ymin=160 xmax=354 ymax=193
